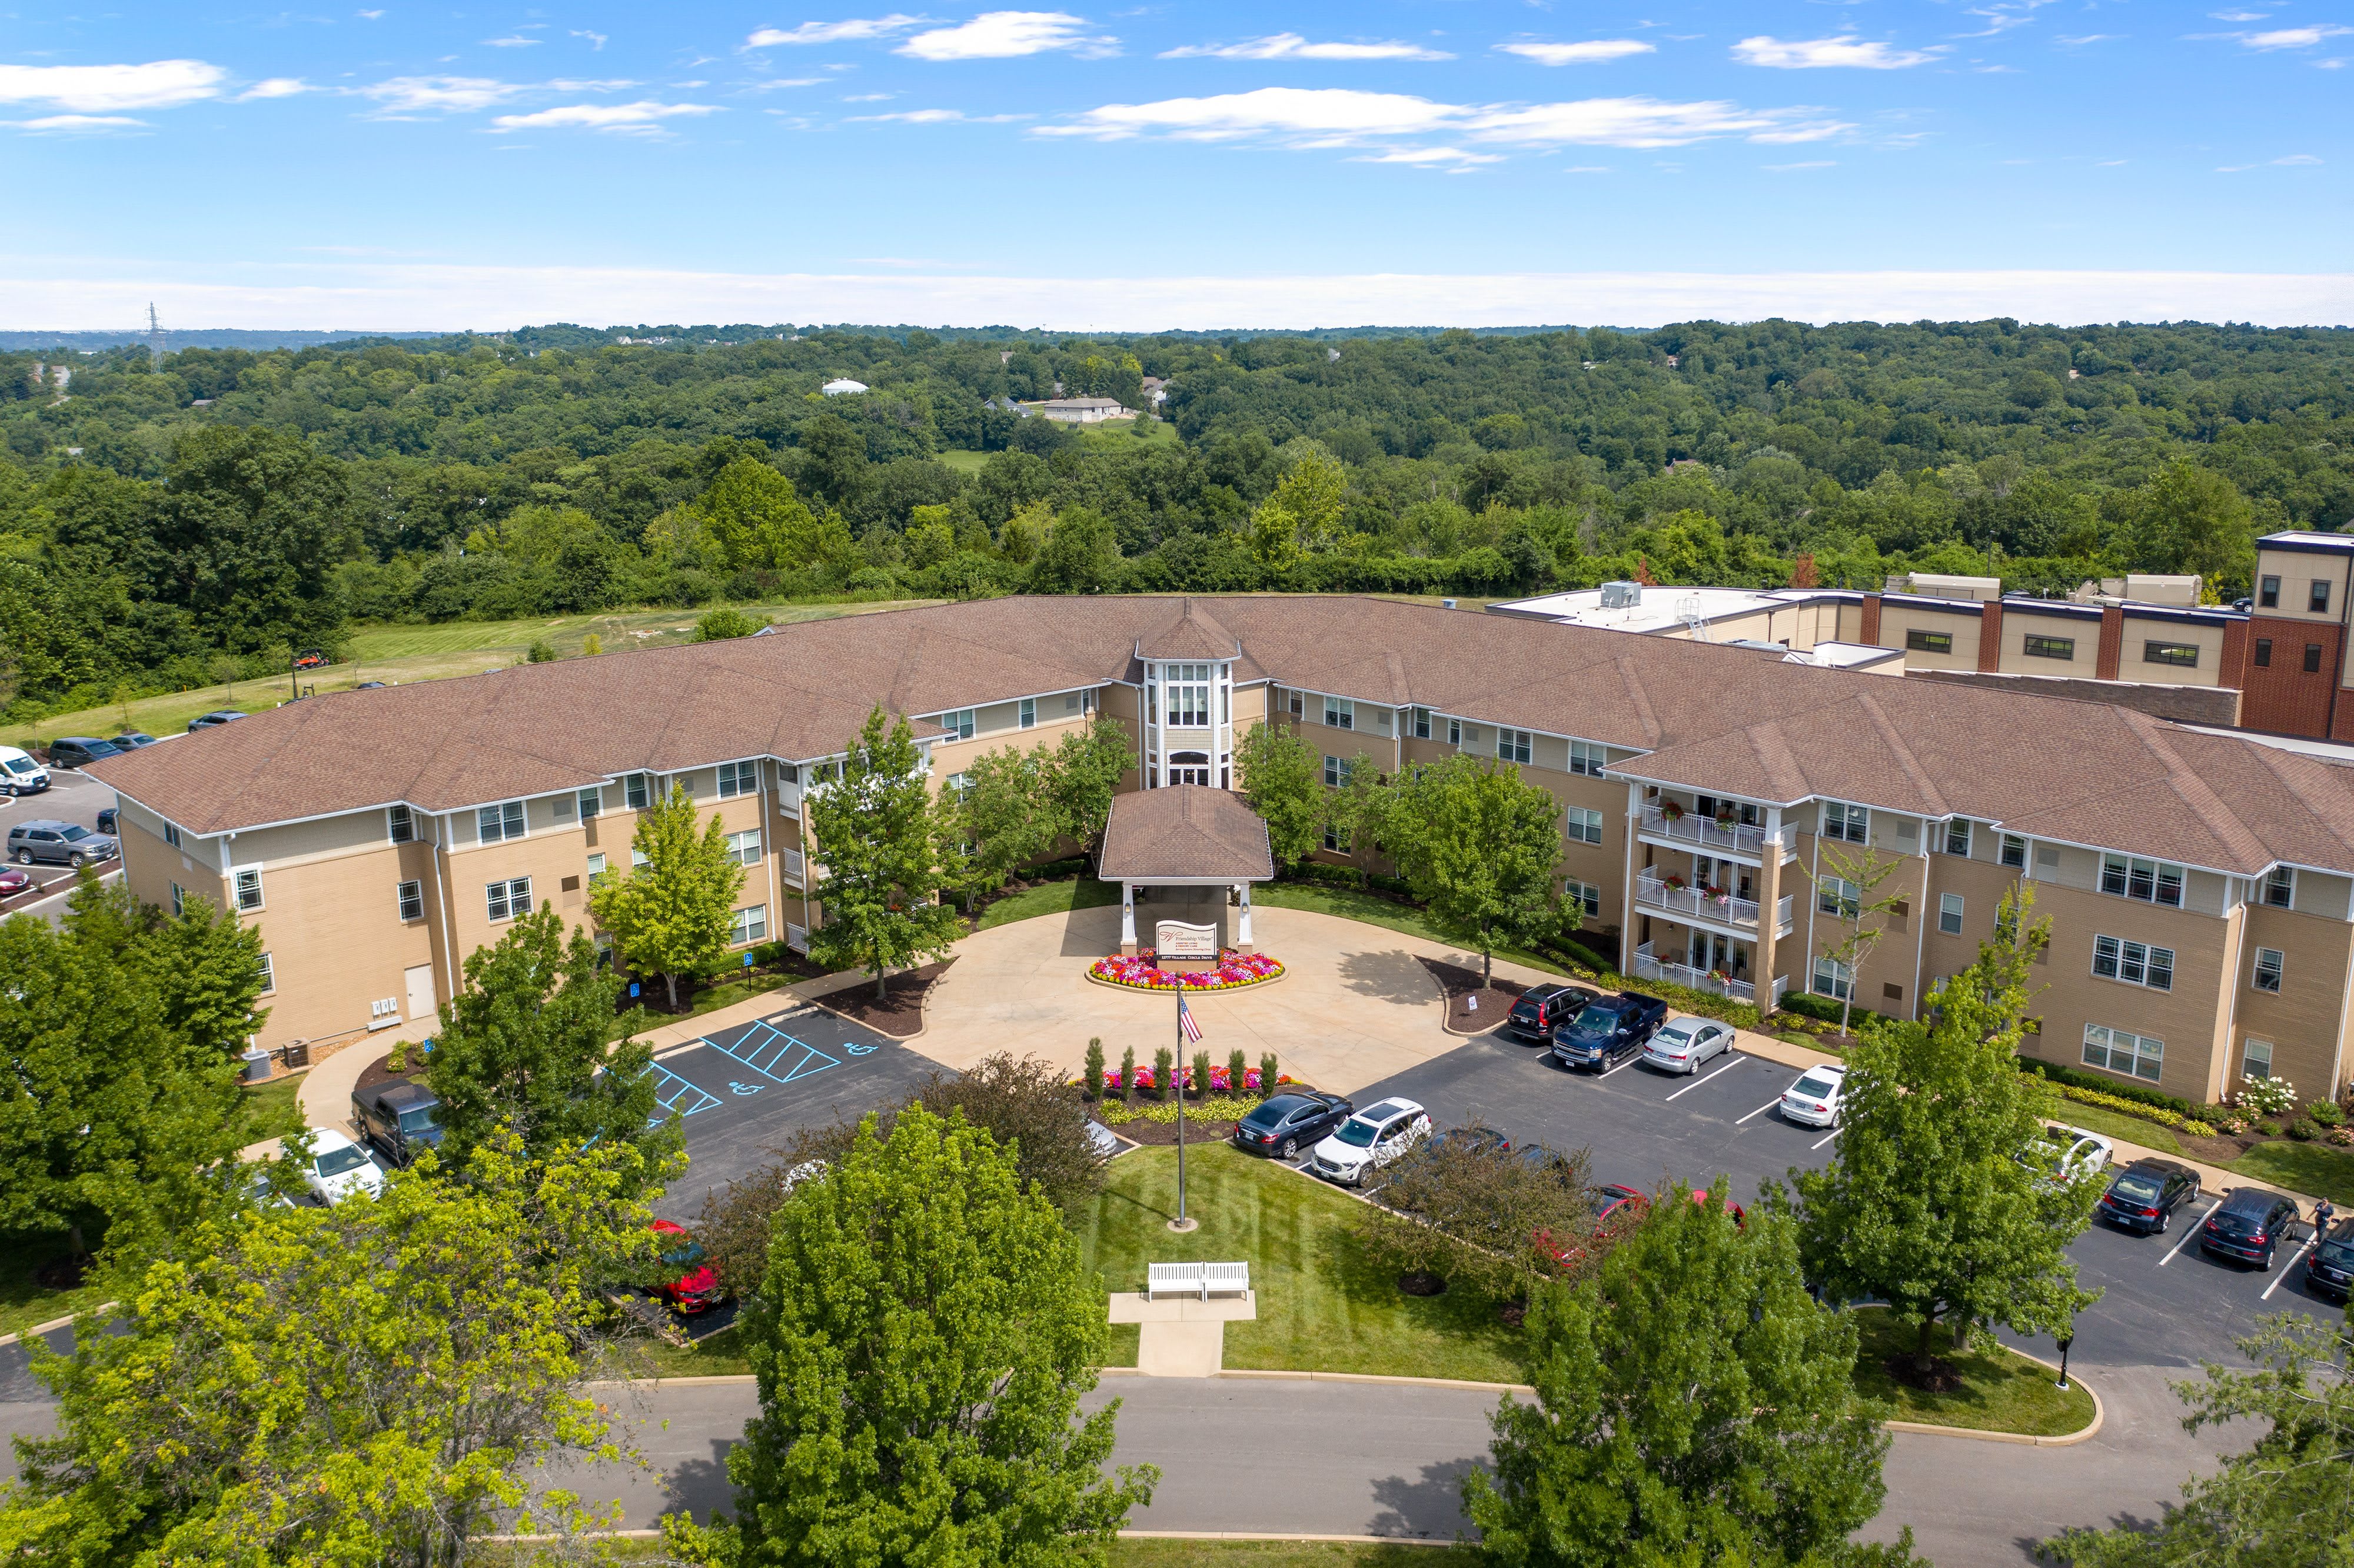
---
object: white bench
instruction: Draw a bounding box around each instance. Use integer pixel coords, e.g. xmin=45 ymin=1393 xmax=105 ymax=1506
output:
xmin=1146 ymin=1261 xmax=1251 ymax=1300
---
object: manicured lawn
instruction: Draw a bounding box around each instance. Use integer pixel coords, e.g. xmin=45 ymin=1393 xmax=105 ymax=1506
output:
xmin=242 ymin=1074 xmax=308 ymax=1140
xmin=1249 ymin=884 xmax=1570 ymax=978
xmin=1073 ymin=1143 xmax=1528 ymax=1384
xmin=973 ymin=874 xmax=1122 ymax=932
xmin=0 ymin=1231 xmax=116 ymax=1342
xmin=2227 ymin=1139 xmax=2354 ymax=1204
xmin=2046 ymin=1102 xmax=2181 ymax=1155
xmin=630 ymin=1321 xmax=752 ymax=1379
xmin=664 ymin=971 xmax=800 ymax=1023
xmin=1847 ymin=1306 xmax=2096 ymax=1438
xmin=936 ymin=448 xmax=990 ymax=474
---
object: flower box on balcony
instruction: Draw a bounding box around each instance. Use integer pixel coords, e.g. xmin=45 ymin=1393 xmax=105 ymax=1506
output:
xmin=1661 ymin=874 xmax=1687 ymax=891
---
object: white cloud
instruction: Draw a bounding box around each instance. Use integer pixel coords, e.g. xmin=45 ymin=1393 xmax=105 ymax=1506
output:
xmin=547 ymin=79 xmax=637 ymax=92
xmin=899 ymin=12 xmax=1114 ymax=60
xmin=2056 ymin=35 xmax=2123 ymax=46
xmin=0 ymin=60 xmax=228 ymax=112
xmin=2210 ymin=9 xmax=2268 ymax=19
xmin=1733 ymin=35 xmax=1938 ymax=68
xmin=573 ymin=31 xmax=609 ymax=50
xmin=484 ymin=36 xmax=541 ymax=48
xmin=1038 ymin=86 xmax=1457 ymax=141
xmin=239 ymin=78 xmax=312 ymax=99
xmin=842 ymin=92 xmax=895 ymax=101
xmin=1497 ymin=41 xmax=1656 ymax=65
xmin=6 ymin=113 xmax=148 ymax=133
xmin=1161 ymin=34 xmax=1452 ymax=61
xmin=1476 ymin=97 xmax=1847 ymax=149
xmin=489 ymin=100 xmax=719 ymax=134
xmin=1352 ymin=145 xmax=1500 ymax=167
xmin=1564 ymin=165 xmax=1610 ymax=174
xmin=746 ymin=16 xmax=925 ymax=47
xmin=2276 ymin=153 xmax=2323 ymax=164
xmin=2239 ymin=24 xmax=2353 ymax=48
xmin=750 ymin=78 xmax=825 ymax=89
xmin=357 ymin=8 xmax=384 ymax=17
xmin=358 ymin=76 xmax=527 ymax=114
xmin=851 ymin=106 xmax=1030 ymax=122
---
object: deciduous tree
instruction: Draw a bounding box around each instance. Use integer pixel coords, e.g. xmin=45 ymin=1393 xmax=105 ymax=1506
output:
xmin=587 ymin=781 xmax=746 ymax=1009
xmin=1805 ymin=841 xmax=1909 ymax=1034
xmin=1042 ymin=711 xmax=1135 ymax=870
xmin=1382 ymin=754 xmax=1563 ymax=983
xmin=804 ymin=707 xmax=962 ymax=998
xmin=1233 ymin=718 xmax=1322 ymax=867
xmin=941 ymin=744 xmax=1056 ymax=912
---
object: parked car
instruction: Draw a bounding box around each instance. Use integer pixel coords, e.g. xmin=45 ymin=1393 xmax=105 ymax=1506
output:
xmin=1550 ymin=992 xmax=1668 ymax=1071
xmin=1641 ymin=1016 xmax=1737 ymax=1075
xmin=1309 ymin=1097 xmax=1432 ymax=1186
xmin=1232 ymin=1090 xmax=1354 ymax=1160
xmin=0 ymin=867 xmax=31 ymax=899
xmin=1432 ymin=1125 xmax=1511 ymax=1155
xmin=109 ymin=731 xmax=159 ymax=750
xmin=2200 ymin=1187 xmax=2302 ymax=1269
xmin=1535 ymin=1183 xmax=1650 ymax=1271
xmin=649 ymin=1220 xmax=725 ymax=1313
xmin=0 ymin=744 xmax=50 ymax=795
xmin=350 ymin=1081 xmax=444 ymax=1168
xmin=188 ymin=710 xmax=245 ymax=731
xmin=2020 ymin=1124 xmax=2115 ymax=1190
xmin=1084 ymin=1120 xmax=1122 ymax=1160
xmin=1515 ymin=1141 xmax=1577 ymax=1177
xmin=7 ymin=820 xmax=119 ymax=867
xmin=1778 ymin=1065 xmax=1848 ymax=1128
xmin=2305 ymin=1217 xmax=2354 ymax=1301
xmin=301 ymin=1128 xmax=386 ymax=1206
xmin=1591 ymin=1182 xmax=1648 ymax=1224
xmin=1504 ymin=983 xmax=1599 ymax=1043
xmin=42 ymin=737 xmax=121 ymax=769
xmin=96 ymin=807 xmax=117 ymax=835
xmin=2096 ymin=1158 xmax=2201 ymax=1235
xmin=356 ymin=681 xmax=389 ymax=690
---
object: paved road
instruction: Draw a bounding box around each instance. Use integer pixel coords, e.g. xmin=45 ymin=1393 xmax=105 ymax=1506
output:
xmin=0 ymin=767 xmax=124 ymax=924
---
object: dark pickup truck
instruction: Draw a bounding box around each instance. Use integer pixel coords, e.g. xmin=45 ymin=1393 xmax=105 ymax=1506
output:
xmin=1503 ymin=983 xmax=1600 ymax=1043
xmin=1550 ymin=991 xmax=1670 ymax=1071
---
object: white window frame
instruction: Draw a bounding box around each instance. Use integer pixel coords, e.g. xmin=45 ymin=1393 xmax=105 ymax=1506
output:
xmin=1822 ymin=801 xmax=1868 ymax=844
xmin=1323 ymin=821 xmax=1352 ymax=854
xmin=1019 ymin=697 xmax=1037 ymax=729
xmin=232 ymin=867 xmax=264 ymax=913
xmin=1938 ymin=892 xmax=1964 ymax=935
xmin=2083 ymin=1023 xmax=2163 ymax=1083
xmin=1565 ymin=878 xmax=1601 ymax=920
xmin=1568 ymin=739 xmax=1605 ymax=777
xmin=1323 ymin=695 xmax=1355 ymax=731
xmin=1811 ymin=956 xmax=1854 ymax=1001
xmin=2100 ymin=853 xmax=2185 ymax=908
xmin=1447 ymin=717 xmax=1464 ymax=747
xmin=487 ymin=875 xmax=533 ymax=922
xmin=2253 ymin=946 xmax=2284 ymax=993
xmin=731 ymin=904 xmax=769 ymax=946
xmin=586 ymin=852 xmax=608 ymax=880
xmin=1409 ymin=707 xmax=1432 ymax=740
xmin=478 ymin=800 xmax=526 ymax=844
xmin=2093 ymin=934 xmax=2175 ymax=991
xmin=726 ymin=827 xmax=763 ymax=868
xmin=577 ymin=787 xmax=601 ymax=820
xmin=397 ymin=880 xmax=424 ymax=922
xmin=1497 ymin=728 xmax=1532 ymax=765
xmin=257 ymin=953 xmax=274 ymax=995
xmin=386 ymin=805 xmax=411 ymax=845
xmin=717 ymin=760 xmax=756 ymax=800
xmin=2242 ymin=1038 xmax=2275 ymax=1080
xmin=1565 ymin=806 xmax=1604 ymax=845
xmin=1820 ymin=877 xmax=1861 ymax=918
xmin=937 ymin=708 xmax=976 ymax=741
xmin=626 ymin=773 xmax=650 ymax=810
xmin=1943 ymin=818 xmax=1971 ymax=858
xmin=169 ymin=882 xmax=186 ymax=917
xmin=1323 ymin=754 xmax=1351 ymax=788
xmin=2000 ymin=833 xmax=2027 ymax=870
xmin=2264 ymin=866 xmax=2295 ymax=909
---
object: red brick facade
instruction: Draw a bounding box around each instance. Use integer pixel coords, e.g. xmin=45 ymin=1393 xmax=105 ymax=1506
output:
xmin=2239 ymin=615 xmax=2345 ymax=737
xmin=1977 ymin=601 xmax=2004 ymax=673
xmin=2094 ymin=605 xmax=2125 ymax=681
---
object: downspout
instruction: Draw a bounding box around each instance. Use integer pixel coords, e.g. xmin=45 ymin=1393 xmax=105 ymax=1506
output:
xmin=759 ymin=764 xmax=781 ymax=947
xmin=1909 ymin=843 xmax=1930 ymax=1022
xmin=1620 ymin=781 xmax=1641 ymax=973
xmin=429 ymin=812 xmax=457 ymax=1018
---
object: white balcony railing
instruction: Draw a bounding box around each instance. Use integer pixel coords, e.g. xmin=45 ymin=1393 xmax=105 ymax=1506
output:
xmin=781 ymin=849 xmax=806 ymax=883
xmin=1631 ymin=943 xmax=1759 ymax=1004
xmin=1634 ymin=872 xmax=1794 ymax=934
xmin=1638 ymin=805 xmax=1795 ymax=859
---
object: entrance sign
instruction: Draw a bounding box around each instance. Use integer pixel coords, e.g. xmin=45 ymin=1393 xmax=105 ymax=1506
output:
xmin=1156 ymin=920 xmax=1220 ymax=959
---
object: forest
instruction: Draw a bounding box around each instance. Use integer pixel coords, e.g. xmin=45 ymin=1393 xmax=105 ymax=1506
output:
xmin=2 ymin=317 xmax=2350 ymax=720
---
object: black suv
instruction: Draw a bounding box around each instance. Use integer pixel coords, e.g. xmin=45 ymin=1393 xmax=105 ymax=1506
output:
xmin=7 ymin=819 xmax=120 ymax=867
xmin=45 ymin=737 xmax=122 ymax=769
xmin=1550 ymin=992 xmax=1669 ymax=1071
xmin=350 ymin=1081 xmax=444 ymax=1168
xmin=1504 ymin=983 xmax=1598 ymax=1043
xmin=1232 ymin=1090 xmax=1353 ymax=1160
xmin=2200 ymin=1187 xmax=2300 ymax=1269
xmin=2306 ymin=1218 xmax=2354 ymax=1301
xmin=2096 ymin=1158 xmax=2201 ymax=1235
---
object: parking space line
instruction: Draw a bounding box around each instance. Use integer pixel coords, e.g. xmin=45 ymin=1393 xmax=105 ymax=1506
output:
xmin=2159 ymin=1200 xmax=2218 ymax=1266
xmin=2262 ymin=1237 xmax=2316 ymax=1300
xmin=1810 ymin=1126 xmax=1841 ymax=1151
xmin=1598 ymin=1055 xmax=1641 ymax=1080
xmin=1736 ymin=1096 xmax=1783 ymax=1124
xmin=1664 ymin=1056 xmax=1744 ymax=1101
xmin=644 ymin=1062 xmax=723 ymax=1127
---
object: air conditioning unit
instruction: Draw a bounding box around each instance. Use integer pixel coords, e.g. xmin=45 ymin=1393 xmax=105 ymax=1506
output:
xmin=1600 ymin=580 xmax=1643 ymax=609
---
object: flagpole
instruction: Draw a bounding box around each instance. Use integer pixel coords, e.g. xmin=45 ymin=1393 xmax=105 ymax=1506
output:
xmin=1175 ymin=984 xmax=1188 ymax=1229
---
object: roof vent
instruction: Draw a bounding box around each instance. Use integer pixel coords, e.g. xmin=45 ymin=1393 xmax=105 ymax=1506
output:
xmin=1600 ymin=580 xmax=1643 ymax=610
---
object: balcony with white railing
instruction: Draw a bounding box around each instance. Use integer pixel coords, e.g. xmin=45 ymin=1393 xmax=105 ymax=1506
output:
xmin=1634 ymin=871 xmax=1795 ymax=936
xmin=1631 ymin=942 xmax=1775 ymax=1006
xmin=1637 ymin=804 xmax=1796 ymax=862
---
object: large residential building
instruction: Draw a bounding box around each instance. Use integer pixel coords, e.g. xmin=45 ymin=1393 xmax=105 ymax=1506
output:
xmin=85 ymin=594 xmax=2354 ymax=1107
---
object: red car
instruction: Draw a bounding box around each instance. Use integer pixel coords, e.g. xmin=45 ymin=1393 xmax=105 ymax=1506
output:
xmin=650 ymin=1220 xmax=724 ymax=1313
xmin=0 ymin=867 xmax=32 ymax=900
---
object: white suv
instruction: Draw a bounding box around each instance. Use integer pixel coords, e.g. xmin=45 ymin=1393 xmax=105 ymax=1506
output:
xmin=1310 ymin=1098 xmax=1432 ymax=1186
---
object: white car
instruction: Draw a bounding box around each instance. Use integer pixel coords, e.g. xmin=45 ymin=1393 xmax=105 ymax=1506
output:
xmin=2021 ymin=1124 xmax=2115 ymax=1189
xmin=1642 ymin=1017 xmax=1736 ymax=1075
xmin=303 ymin=1128 xmax=387 ymax=1206
xmin=1310 ymin=1097 xmax=1433 ymax=1186
xmin=1778 ymin=1065 xmax=1848 ymax=1128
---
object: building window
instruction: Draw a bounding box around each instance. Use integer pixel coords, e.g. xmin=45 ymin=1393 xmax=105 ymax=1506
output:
xmin=2313 ymin=579 xmax=2332 ymax=614
xmin=1939 ymin=893 xmax=1964 ymax=935
xmin=257 ymin=953 xmax=274 ymax=995
xmin=578 ymin=787 xmax=602 ymax=820
xmin=1019 ymin=697 xmax=1037 ymax=729
xmin=169 ymin=882 xmax=185 ymax=917
xmin=731 ymin=904 xmax=768 ymax=945
xmin=631 ymin=847 xmax=650 ymax=868
xmin=388 ymin=805 xmax=413 ymax=844
xmin=936 ymin=709 xmax=976 ymax=741
xmin=1822 ymin=801 xmax=1868 ymax=844
xmin=2308 ymin=643 xmax=2326 ymax=674
xmin=2260 ymin=574 xmax=2280 ymax=609
xmin=2093 ymin=934 xmax=2175 ymax=991
xmin=2253 ymin=947 xmax=2284 ymax=993
xmin=2083 ymin=1023 xmax=2163 ymax=1083
xmin=552 ymin=793 xmax=574 ymax=823
xmin=726 ymin=828 xmax=763 ymax=867
xmin=1566 ymin=806 xmax=1604 ymax=845
xmin=2143 ymin=641 xmax=2199 ymax=669
xmin=627 ymin=773 xmax=650 ymax=810
xmin=2265 ymin=866 xmax=2295 ymax=908
xmin=1409 ymin=707 xmax=1432 ymax=740
xmin=1322 ymin=695 xmax=1354 ymax=731
xmin=717 ymin=761 xmax=756 ymax=799
xmin=1322 ymin=754 xmax=1352 ymax=788
xmin=234 ymin=868 xmax=264 ymax=912
xmin=1322 ymin=823 xmax=1351 ymax=854
xmin=1812 ymin=957 xmax=1854 ymax=1001
xmin=397 ymin=880 xmax=424 ymax=921
xmin=2243 ymin=1038 xmax=2275 ymax=1080
xmin=2000 ymin=833 xmax=2027 ymax=869
xmin=586 ymin=852 xmax=607 ymax=880
xmin=1906 ymin=628 xmax=1954 ymax=655
xmin=487 ymin=876 xmax=533 ymax=921
xmin=2021 ymin=634 xmax=2075 ymax=661
xmin=1819 ymin=877 xmax=1860 ymax=918
xmin=2255 ymin=638 xmax=2272 ymax=668
xmin=2101 ymin=854 xmax=2185 ymax=907
xmin=1447 ymin=717 xmax=1464 ymax=748
xmin=478 ymin=800 xmax=525 ymax=843
xmin=1497 ymin=727 xmax=1532 ymax=765
xmin=1565 ymin=878 xmax=1601 ymax=920
xmin=1943 ymin=818 xmax=1972 ymax=858
xmin=1287 ymin=690 xmax=1304 ymax=718
xmin=1568 ymin=739 xmax=1605 ymax=777
xmin=946 ymin=771 xmax=973 ymax=801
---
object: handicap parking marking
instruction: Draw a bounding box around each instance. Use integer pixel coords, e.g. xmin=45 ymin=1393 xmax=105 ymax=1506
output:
xmin=1663 ymin=1054 xmax=1745 ymax=1102
xmin=2158 ymin=1199 xmax=2220 ymax=1266
xmin=706 ymin=1018 xmax=845 ymax=1086
xmin=646 ymin=1060 xmax=724 ymax=1127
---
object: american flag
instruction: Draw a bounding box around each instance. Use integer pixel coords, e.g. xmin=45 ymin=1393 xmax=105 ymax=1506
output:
xmin=1178 ymin=996 xmax=1203 ymax=1044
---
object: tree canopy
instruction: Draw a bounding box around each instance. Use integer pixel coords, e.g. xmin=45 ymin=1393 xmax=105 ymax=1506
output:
xmin=803 ymin=707 xmax=962 ymax=997
xmin=586 ymin=781 xmax=746 ymax=1008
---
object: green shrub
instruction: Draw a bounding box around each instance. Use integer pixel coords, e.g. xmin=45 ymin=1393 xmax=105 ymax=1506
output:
xmin=1281 ymin=861 xmax=1361 ymax=889
xmin=692 ymin=607 xmax=765 ymax=641
xmin=526 ymin=638 xmax=558 ymax=663
xmin=2237 ymin=1075 xmax=2299 ymax=1119
xmin=1259 ymin=1051 xmax=1279 ymax=1099
xmin=1227 ymin=1048 xmax=1247 ymax=1093
xmin=1779 ymin=993 xmax=1847 ymax=1024
xmin=2016 ymin=1058 xmax=2225 ymax=1124
xmin=1119 ymin=1046 xmax=1136 ymax=1103
xmin=1083 ymin=1037 xmax=1104 ymax=1100
xmin=2289 ymin=1117 xmax=2323 ymax=1143
xmin=1192 ymin=1050 xmax=1212 ymax=1100
xmin=1548 ymin=933 xmax=1616 ymax=973
xmin=2311 ymin=1100 xmax=2345 ymax=1128
xmin=1153 ymin=1046 xmax=1174 ymax=1102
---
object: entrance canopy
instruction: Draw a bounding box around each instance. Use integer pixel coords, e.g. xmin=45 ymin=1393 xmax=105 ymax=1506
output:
xmin=1098 ymin=785 xmax=1274 ymax=956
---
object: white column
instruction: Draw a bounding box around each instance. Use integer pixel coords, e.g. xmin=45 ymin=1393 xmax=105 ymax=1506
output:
xmin=1121 ymin=882 xmax=1138 ymax=954
xmin=1237 ymin=882 xmax=1254 ymax=951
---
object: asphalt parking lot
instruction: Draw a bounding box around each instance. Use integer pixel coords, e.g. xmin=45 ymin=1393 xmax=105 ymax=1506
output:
xmin=0 ymin=767 xmax=124 ymax=920
xmin=648 ymin=1001 xmax=942 ymax=1222
xmin=1347 ymin=1026 xmax=2339 ymax=1371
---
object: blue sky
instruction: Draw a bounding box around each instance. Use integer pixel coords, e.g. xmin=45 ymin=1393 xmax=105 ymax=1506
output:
xmin=1 ymin=3 xmax=2347 ymax=328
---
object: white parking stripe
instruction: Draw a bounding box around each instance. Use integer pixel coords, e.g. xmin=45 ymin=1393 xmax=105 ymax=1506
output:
xmin=1598 ymin=1054 xmax=1641 ymax=1079
xmin=2159 ymin=1200 xmax=2219 ymax=1266
xmin=1664 ymin=1056 xmax=1744 ymax=1101
xmin=1736 ymin=1096 xmax=1783 ymax=1124
xmin=1810 ymin=1126 xmax=1841 ymax=1151
xmin=2262 ymin=1237 xmax=2316 ymax=1300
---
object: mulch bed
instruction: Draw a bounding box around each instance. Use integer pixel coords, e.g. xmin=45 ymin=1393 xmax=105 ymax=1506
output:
xmin=2179 ymin=1131 xmax=2254 ymax=1164
xmin=1417 ymin=957 xmax=1527 ymax=1032
xmin=354 ymin=1047 xmax=426 ymax=1099
xmin=813 ymin=960 xmax=952 ymax=1038
xmin=1398 ymin=1270 xmax=1447 ymax=1297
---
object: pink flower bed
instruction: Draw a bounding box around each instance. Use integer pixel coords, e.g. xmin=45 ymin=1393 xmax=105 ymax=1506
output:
xmin=1101 ymin=1065 xmax=1289 ymax=1092
xmin=1090 ymin=948 xmax=1285 ymax=992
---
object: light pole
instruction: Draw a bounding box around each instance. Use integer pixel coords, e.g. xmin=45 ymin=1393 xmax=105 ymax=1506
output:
xmin=2055 ymin=1333 xmax=2074 ymax=1391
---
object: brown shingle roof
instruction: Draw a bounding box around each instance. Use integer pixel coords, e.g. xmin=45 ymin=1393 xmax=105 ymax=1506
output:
xmin=81 ymin=594 xmax=2354 ymax=877
xmin=1137 ymin=599 xmax=1241 ymax=661
xmin=1098 ymin=786 xmax=1275 ymax=882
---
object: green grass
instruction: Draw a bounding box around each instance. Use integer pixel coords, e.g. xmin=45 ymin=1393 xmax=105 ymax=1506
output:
xmin=2227 ymin=1139 xmax=2354 ymax=1204
xmin=667 ymin=971 xmax=800 ymax=1022
xmin=2046 ymin=1102 xmax=2182 ymax=1155
xmin=1114 ymin=1544 xmax=1474 ymax=1567
xmin=973 ymin=874 xmax=1123 ymax=932
xmin=241 ymin=1074 xmax=308 ymax=1141
xmin=1250 ymin=883 xmax=1571 ymax=978
xmin=0 ymin=1231 xmax=117 ymax=1342
xmin=1847 ymin=1306 xmax=2096 ymax=1437
xmin=629 ymin=1321 xmax=752 ymax=1379
xmin=936 ymin=448 xmax=990 ymax=475
xmin=1074 ymin=1144 xmax=1528 ymax=1383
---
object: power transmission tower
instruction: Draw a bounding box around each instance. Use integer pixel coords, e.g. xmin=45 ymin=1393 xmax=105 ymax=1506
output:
xmin=147 ymin=303 xmax=166 ymax=366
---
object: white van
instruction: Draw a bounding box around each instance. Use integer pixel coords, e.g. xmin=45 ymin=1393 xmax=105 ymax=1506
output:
xmin=0 ymin=746 xmax=50 ymax=797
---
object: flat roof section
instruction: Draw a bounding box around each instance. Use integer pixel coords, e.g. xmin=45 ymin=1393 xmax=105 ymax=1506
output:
xmin=1489 ymin=585 xmax=1817 ymax=636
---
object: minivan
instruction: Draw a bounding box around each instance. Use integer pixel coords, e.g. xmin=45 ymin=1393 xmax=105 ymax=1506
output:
xmin=0 ymin=745 xmax=49 ymax=796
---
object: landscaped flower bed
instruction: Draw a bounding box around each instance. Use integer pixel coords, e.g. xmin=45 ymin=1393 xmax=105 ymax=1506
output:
xmin=1099 ymin=1064 xmax=1282 ymax=1094
xmin=1089 ymin=948 xmax=1285 ymax=991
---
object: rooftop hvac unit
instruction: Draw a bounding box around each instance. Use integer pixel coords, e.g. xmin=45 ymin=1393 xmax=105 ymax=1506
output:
xmin=1600 ymin=580 xmax=1643 ymax=610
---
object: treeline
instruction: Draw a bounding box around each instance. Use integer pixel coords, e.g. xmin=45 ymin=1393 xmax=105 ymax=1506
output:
xmin=3 ymin=318 xmax=2352 ymax=719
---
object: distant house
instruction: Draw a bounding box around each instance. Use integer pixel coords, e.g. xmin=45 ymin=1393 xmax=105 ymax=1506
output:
xmin=822 ymin=378 xmax=869 ymax=396
xmin=1141 ymin=375 xmax=1169 ymax=405
xmin=1036 ymin=397 xmax=1130 ymax=424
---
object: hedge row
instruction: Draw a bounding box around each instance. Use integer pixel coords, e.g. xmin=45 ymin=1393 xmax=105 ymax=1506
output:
xmin=2015 ymin=1057 xmax=2227 ymax=1124
xmin=2043 ymin=1079 xmax=2217 ymax=1138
